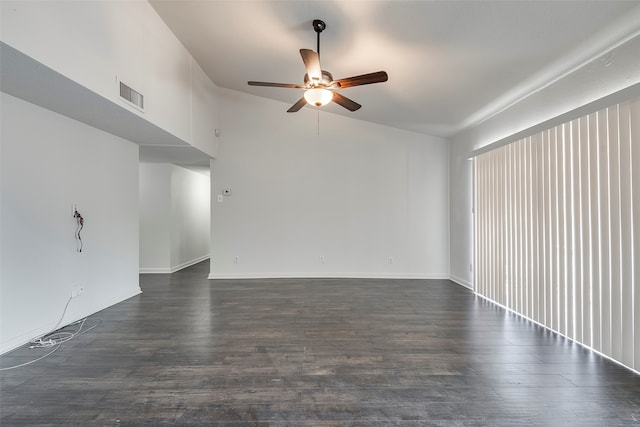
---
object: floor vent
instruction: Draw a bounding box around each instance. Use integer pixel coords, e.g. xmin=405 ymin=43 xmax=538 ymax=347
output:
xmin=119 ymin=81 xmax=144 ymax=110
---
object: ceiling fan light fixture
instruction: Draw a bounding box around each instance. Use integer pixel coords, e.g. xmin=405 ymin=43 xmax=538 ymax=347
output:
xmin=304 ymin=88 xmax=333 ymax=107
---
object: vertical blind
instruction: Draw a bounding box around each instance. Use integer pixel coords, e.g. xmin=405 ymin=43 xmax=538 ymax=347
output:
xmin=474 ymin=96 xmax=640 ymax=371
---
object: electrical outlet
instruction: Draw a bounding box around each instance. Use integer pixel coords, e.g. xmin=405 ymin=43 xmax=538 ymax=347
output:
xmin=234 ymin=256 xmax=240 ymax=264
xmin=319 ymin=255 xmax=325 ymax=264
xmin=388 ymin=256 xmax=393 ymax=264
xmin=72 ymin=203 xmax=78 ymax=215
xmin=71 ymin=284 xmax=85 ymax=298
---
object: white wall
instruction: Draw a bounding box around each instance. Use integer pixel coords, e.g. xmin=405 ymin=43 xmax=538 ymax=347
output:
xmin=191 ymin=59 xmax=221 ymax=157
xmin=0 ymin=93 xmax=141 ymax=353
xmin=170 ymin=165 xmax=211 ymax=270
xmin=139 ymin=163 xmax=171 ymax=270
xmin=139 ymin=163 xmax=210 ymax=273
xmin=449 ymin=33 xmax=640 ymax=288
xmin=210 ymin=89 xmax=449 ymax=279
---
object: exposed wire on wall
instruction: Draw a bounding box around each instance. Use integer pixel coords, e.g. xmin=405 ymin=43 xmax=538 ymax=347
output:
xmin=74 ymin=209 xmax=84 ymax=252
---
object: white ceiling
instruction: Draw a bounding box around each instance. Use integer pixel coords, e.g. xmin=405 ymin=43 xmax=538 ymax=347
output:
xmin=150 ymin=0 xmax=640 ymax=138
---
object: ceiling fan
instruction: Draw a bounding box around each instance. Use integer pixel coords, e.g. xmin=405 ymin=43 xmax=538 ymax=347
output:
xmin=248 ymin=19 xmax=388 ymax=113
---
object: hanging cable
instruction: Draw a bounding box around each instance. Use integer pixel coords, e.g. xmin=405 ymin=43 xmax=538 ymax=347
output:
xmin=0 ymin=344 xmax=62 ymax=371
xmin=0 ymin=295 xmax=102 ymax=371
xmin=0 ymin=318 xmax=102 ymax=371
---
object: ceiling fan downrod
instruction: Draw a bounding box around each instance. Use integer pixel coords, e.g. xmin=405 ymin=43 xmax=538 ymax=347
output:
xmin=313 ymin=19 xmax=326 ymax=57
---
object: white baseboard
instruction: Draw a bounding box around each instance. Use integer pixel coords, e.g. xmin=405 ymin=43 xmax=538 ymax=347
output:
xmin=208 ymin=272 xmax=451 ymax=280
xmin=139 ymin=267 xmax=173 ymax=274
xmin=449 ymin=274 xmax=473 ymax=289
xmin=0 ymin=288 xmax=142 ymax=355
xmin=140 ymin=255 xmax=209 ymax=274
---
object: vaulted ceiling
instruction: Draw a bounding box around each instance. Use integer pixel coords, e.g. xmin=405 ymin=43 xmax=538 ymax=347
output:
xmin=150 ymin=0 xmax=640 ymax=138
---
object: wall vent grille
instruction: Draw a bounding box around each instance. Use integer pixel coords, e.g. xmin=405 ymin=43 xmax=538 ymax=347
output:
xmin=119 ymin=81 xmax=144 ymax=110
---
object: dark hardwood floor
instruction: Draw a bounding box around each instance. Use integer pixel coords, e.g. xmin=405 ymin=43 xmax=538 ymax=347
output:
xmin=2 ymin=261 xmax=640 ymax=426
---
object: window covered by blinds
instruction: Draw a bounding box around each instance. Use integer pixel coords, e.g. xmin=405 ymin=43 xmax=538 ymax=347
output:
xmin=474 ymin=96 xmax=640 ymax=371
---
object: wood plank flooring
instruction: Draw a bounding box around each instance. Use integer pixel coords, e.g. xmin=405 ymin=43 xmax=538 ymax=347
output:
xmin=2 ymin=260 xmax=640 ymax=425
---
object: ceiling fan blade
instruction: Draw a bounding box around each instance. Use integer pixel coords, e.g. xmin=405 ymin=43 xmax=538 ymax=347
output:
xmin=287 ymin=97 xmax=307 ymax=113
xmin=334 ymin=71 xmax=388 ymax=89
xmin=300 ymin=49 xmax=322 ymax=81
xmin=248 ymin=81 xmax=304 ymax=88
xmin=332 ymin=92 xmax=361 ymax=111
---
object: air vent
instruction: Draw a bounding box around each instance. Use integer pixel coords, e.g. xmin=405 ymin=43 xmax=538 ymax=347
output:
xmin=119 ymin=81 xmax=144 ymax=110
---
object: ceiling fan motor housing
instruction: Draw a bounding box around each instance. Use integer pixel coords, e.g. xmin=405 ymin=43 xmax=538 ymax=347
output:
xmin=304 ymin=70 xmax=334 ymax=88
